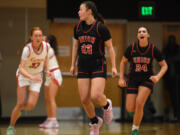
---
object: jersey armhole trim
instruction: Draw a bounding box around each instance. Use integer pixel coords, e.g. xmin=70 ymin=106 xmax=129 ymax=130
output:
xmin=152 ymin=44 xmax=154 ymax=58
xmin=97 ymin=22 xmax=102 ymax=38
xmin=46 ymin=42 xmax=49 ymax=54
xmin=27 ymin=46 xmax=31 ymax=58
xmin=130 ymin=43 xmax=135 ymax=57
xmin=76 ymin=21 xmax=81 ymax=33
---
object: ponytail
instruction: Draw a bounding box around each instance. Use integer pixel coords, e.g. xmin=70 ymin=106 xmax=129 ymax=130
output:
xmin=82 ymin=1 xmax=104 ymax=24
xmin=93 ymin=9 xmax=104 ymax=24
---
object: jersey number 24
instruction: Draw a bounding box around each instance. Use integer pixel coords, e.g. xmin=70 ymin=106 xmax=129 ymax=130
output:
xmin=135 ymin=64 xmax=147 ymax=72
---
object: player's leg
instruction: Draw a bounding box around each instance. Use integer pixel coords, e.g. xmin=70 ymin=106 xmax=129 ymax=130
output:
xmin=126 ymin=77 xmax=138 ymax=120
xmin=126 ymin=93 xmax=137 ymax=135
xmin=132 ymin=86 xmax=151 ymax=135
xmin=43 ymin=80 xmax=59 ymax=128
xmin=91 ymin=78 xmax=106 ymax=106
xmin=44 ymin=86 xmax=51 ymax=117
xmin=126 ymin=93 xmax=137 ymax=117
xmin=9 ymin=86 xmax=27 ymax=126
xmin=91 ymin=77 xmax=113 ymax=124
xmin=38 ymin=86 xmax=50 ymax=128
xmin=23 ymin=90 xmax=39 ymax=110
xmin=86 ymin=78 xmax=106 ymax=135
xmin=78 ymin=78 xmax=95 ymax=118
xmin=23 ymin=78 xmax=41 ymax=110
xmin=125 ymin=78 xmax=138 ymax=135
xmin=39 ymin=74 xmax=51 ymax=128
xmin=47 ymin=70 xmax=62 ymax=118
xmin=7 ymin=86 xmax=27 ymax=135
xmin=39 ymin=70 xmax=62 ymax=128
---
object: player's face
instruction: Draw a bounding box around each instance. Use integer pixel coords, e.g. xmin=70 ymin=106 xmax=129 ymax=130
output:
xmin=31 ymin=30 xmax=43 ymax=47
xmin=78 ymin=4 xmax=90 ymax=21
xmin=137 ymin=27 xmax=150 ymax=42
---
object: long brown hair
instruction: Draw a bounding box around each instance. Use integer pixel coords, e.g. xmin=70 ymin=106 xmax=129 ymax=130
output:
xmin=46 ymin=35 xmax=58 ymax=55
xmin=82 ymin=1 xmax=104 ymax=24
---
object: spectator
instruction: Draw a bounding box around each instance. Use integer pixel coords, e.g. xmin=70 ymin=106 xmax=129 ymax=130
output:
xmin=163 ymin=35 xmax=180 ymax=122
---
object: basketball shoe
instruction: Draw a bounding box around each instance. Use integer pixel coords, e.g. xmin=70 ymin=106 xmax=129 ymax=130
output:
xmin=43 ymin=120 xmax=59 ymax=128
xmin=6 ymin=126 xmax=15 ymax=135
xmin=89 ymin=116 xmax=103 ymax=135
xmin=103 ymin=99 xmax=113 ymax=124
xmin=132 ymin=129 xmax=139 ymax=135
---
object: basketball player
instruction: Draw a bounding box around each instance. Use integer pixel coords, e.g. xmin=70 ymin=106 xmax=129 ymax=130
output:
xmin=70 ymin=1 xmax=117 ymax=135
xmin=39 ymin=35 xmax=62 ymax=128
xmin=118 ymin=26 xmax=168 ymax=135
xmin=7 ymin=27 xmax=50 ymax=135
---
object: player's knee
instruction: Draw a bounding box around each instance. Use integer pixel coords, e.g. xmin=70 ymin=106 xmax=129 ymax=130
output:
xmin=126 ymin=105 xmax=135 ymax=112
xmin=26 ymin=103 xmax=36 ymax=110
xmin=81 ymin=97 xmax=91 ymax=105
xmin=136 ymin=100 xmax=144 ymax=110
xmin=91 ymin=93 xmax=101 ymax=103
xmin=16 ymin=102 xmax=25 ymax=109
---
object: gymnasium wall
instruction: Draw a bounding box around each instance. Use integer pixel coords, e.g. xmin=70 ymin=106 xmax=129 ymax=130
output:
xmin=0 ymin=0 xmax=180 ymax=118
xmin=0 ymin=0 xmax=48 ymax=117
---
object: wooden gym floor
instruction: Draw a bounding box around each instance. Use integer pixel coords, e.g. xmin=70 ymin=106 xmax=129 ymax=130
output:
xmin=1 ymin=120 xmax=180 ymax=135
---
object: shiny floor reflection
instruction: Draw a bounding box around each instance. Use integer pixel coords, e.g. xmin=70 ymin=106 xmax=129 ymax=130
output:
xmin=1 ymin=121 xmax=180 ymax=135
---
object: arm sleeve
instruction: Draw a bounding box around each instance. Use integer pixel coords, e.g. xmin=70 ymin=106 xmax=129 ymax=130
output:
xmin=21 ymin=47 xmax=29 ymax=60
xmin=154 ymin=46 xmax=164 ymax=62
xmin=98 ymin=23 xmax=111 ymax=41
xmin=124 ymin=45 xmax=132 ymax=59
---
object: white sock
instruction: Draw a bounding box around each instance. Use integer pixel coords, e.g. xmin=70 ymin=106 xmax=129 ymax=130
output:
xmin=47 ymin=117 xmax=56 ymax=121
xmin=132 ymin=125 xmax=139 ymax=131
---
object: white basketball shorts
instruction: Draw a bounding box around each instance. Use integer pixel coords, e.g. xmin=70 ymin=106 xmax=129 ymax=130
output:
xmin=45 ymin=68 xmax=62 ymax=87
xmin=16 ymin=73 xmax=43 ymax=92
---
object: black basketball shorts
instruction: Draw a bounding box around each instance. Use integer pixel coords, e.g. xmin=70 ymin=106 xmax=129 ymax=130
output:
xmin=126 ymin=75 xmax=154 ymax=94
xmin=77 ymin=59 xmax=107 ymax=79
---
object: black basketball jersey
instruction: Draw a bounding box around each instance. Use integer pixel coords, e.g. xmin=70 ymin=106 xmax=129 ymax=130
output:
xmin=75 ymin=21 xmax=105 ymax=61
xmin=125 ymin=41 xmax=164 ymax=77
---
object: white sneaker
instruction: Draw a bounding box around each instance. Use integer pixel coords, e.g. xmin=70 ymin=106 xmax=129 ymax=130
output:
xmin=38 ymin=120 xmax=49 ymax=128
xmin=89 ymin=117 xmax=103 ymax=135
xmin=44 ymin=120 xmax=59 ymax=128
xmin=103 ymin=99 xmax=113 ymax=124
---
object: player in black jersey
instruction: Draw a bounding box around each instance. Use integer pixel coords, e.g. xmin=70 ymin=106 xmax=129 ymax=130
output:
xmin=118 ymin=27 xmax=168 ymax=135
xmin=70 ymin=1 xmax=117 ymax=135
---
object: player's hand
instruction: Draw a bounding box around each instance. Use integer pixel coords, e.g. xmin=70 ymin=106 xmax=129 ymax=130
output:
xmin=112 ymin=67 xmax=117 ymax=77
xmin=46 ymin=70 xmax=51 ymax=77
xmin=118 ymin=78 xmax=126 ymax=87
xmin=70 ymin=66 xmax=75 ymax=76
xmin=149 ymin=75 xmax=159 ymax=83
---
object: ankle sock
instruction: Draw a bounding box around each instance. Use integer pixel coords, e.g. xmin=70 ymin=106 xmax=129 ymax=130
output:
xmin=47 ymin=117 xmax=56 ymax=121
xmin=128 ymin=112 xmax=134 ymax=117
xmin=90 ymin=116 xmax=98 ymax=124
xmin=132 ymin=125 xmax=139 ymax=131
xmin=103 ymin=101 xmax=109 ymax=110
